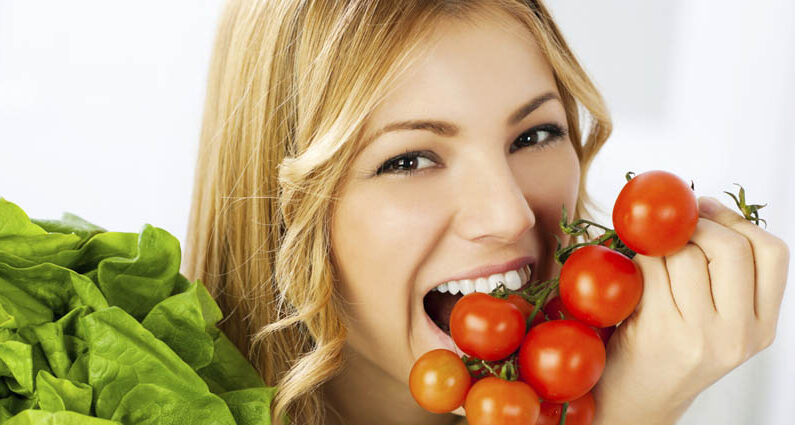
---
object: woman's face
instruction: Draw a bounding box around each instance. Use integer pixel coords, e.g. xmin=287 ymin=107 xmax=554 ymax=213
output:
xmin=329 ymin=11 xmax=580 ymax=411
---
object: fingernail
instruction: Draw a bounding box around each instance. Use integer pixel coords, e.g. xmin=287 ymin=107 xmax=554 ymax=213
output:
xmin=699 ymin=197 xmax=721 ymax=215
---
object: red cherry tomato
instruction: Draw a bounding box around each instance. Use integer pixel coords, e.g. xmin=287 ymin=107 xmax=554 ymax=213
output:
xmin=612 ymin=170 xmax=698 ymax=257
xmin=507 ymin=294 xmax=545 ymax=328
xmin=536 ymin=392 xmax=596 ymax=425
xmin=595 ymin=325 xmax=616 ymax=345
xmin=546 ymin=296 xmax=616 ymax=344
xmin=409 ymin=349 xmax=472 ymax=413
xmin=559 ymin=245 xmax=643 ymax=328
xmin=464 ymin=377 xmax=540 ymax=425
xmin=450 ymin=293 xmax=526 ymax=361
xmin=543 ymin=296 xmax=574 ymax=320
xmin=544 ymin=296 xmax=615 ymax=344
xmin=518 ymin=320 xmax=605 ymax=403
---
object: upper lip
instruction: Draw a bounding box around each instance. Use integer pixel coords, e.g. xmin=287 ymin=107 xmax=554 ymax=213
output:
xmin=424 ymin=255 xmax=536 ymax=295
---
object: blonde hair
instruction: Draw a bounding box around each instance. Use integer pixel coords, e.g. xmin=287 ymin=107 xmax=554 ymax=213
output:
xmin=184 ymin=1 xmax=611 ymax=424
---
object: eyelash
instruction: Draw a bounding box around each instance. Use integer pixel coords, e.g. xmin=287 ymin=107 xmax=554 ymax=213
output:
xmin=371 ymin=123 xmax=568 ymax=177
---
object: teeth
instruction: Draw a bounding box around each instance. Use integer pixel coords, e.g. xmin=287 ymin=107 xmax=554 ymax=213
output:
xmin=460 ymin=279 xmax=475 ymax=295
xmin=504 ymin=270 xmax=522 ymax=290
xmin=433 ymin=263 xmax=533 ymax=294
xmin=487 ymin=273 xmax=505 ymax=291
xmin=475 ymin=277 xmax=490 ymax=293
xmin=517 ymin=264 xmax=532 ymax=286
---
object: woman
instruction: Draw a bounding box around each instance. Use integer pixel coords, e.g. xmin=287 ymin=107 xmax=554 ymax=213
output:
xmin=184 ymin=1 xmax=790 ymax=424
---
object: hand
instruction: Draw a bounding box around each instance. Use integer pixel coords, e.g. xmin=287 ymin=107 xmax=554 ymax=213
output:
xmin=591 ymin=195 xmax=790 ymax=425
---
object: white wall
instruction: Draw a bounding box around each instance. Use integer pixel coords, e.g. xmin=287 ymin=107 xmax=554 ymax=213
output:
xmin=1 ymin=0 xmax=220 ymax=245
xmin=549 ymin=1 xmax=795 ymax=424
xmin=1 ymin=1 xmax=793 ymax=423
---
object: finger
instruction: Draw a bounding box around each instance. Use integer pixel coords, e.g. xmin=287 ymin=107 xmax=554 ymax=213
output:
xmin=698 ymin=196 xmax=790 ymax=323
xmin=664 ymin=243 xmax=716 ymax=324
xmin=632 ymin=253 xmax=681 ymax=319
xmin=689 ymin=213 xmax=755 ymax=321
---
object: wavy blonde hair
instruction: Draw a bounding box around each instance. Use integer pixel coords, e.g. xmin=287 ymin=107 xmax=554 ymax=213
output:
xmin=184 ymin=0 xmax=611 ymax=424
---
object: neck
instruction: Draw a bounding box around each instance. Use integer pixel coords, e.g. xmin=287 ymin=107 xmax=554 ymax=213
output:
xmin=320 ymin=344 xmax=463 ymax=425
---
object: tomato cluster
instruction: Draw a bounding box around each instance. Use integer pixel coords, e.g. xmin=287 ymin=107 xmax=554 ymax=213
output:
xmin=409 ymin=170 xmax=704 ymax=425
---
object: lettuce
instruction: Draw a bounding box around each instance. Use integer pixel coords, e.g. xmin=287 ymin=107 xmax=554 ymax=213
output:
xmin=0 ymin=198 xmax=281 ymax=425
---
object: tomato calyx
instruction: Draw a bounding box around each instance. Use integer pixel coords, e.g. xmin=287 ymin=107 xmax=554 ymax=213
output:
xmin=462 ymin=353 xmax=520 ymax=381
xmin=490 ymin=278 xmax=558 ymax=329
xmin=554 ymin=203 xmax=636 ymax=263
xmin=724 ymin=183 xmax=767 ymax=228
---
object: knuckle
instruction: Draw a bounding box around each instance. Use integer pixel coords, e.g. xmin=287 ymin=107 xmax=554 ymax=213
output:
xmin=758 ymin=323 xmax=778 ymax=350
xmin=723 ymin=235 xmax=752 ymax=259
xmin=724 ymin=337 xmax=750 ymax=368
xmin=769 ymin=237 xmax=790 ymax=263
xmin=679 ymin=340 xmax=705 ymax=368
xmin=760 ymin=331 xmax=777 ymax=350
xmin=667 ymin=244 xmax=705 ymax=267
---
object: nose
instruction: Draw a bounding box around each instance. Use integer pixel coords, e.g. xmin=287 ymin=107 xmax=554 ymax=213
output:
xmin=453 ymin=154 xmax=535 ymax=244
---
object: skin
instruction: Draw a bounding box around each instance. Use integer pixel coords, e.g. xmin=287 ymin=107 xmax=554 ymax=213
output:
xmin=592 ymin=196 xmax=790 ymax=425
xmin=321 ymin=9 xmax=791 ymax=425
xmin=324 ymin=11 xmax=579 ymax=425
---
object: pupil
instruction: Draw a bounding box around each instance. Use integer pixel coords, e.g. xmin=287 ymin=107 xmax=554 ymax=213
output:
xmin=398 ymin=157 xmax=414 ymax=169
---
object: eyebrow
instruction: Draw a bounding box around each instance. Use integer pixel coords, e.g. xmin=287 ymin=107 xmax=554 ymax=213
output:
xmin=364 ymin=91 xmax=560 ymax=145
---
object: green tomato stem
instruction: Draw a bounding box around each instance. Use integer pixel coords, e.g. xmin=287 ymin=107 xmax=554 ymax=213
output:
xmin=559 ymin=402 xmax=569 ymax=425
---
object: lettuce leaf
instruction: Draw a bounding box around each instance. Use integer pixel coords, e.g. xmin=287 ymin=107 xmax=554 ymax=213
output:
xmin=0 ymin=198 xmax=277 ymax=425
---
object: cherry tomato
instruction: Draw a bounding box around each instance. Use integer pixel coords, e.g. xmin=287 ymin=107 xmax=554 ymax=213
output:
xmin=450 ymin=293 xmax=526 ymax=361
xmin=409 ymin=349 xmax=471 ymax=413
xmin=464 ymin=377 xmax=540 ymax=425
xmin=595 ymin=325 xmax=616 ymax=345
xmin=542 ymin=296 xmax=573 ymax=320
xmin=559 ymin=245 xmax=643 ymax=327
xmin=536 ymin=392 xmax=596 ymax=425
xmin=518 ymin=320 xmax=605 ymax=403
xmin=544 ymin=296 xmax=616 ymax=344
xmin=507 ymin=294 xmax=545 ymax=328
xmin=612 ymin=170 xmax=698 ymax=257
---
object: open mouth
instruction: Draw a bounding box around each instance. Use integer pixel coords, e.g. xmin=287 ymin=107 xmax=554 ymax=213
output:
xmin=422 ymin=264 xmax=535 ymax=336
xmin=423 ymin=290 xmax=462 ymax=335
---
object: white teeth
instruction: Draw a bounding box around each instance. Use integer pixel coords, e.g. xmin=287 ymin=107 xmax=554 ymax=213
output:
xmin=475 ymin=277 xmax=490 ymax=293
xmin=487 ymin=273 xmax=505 ymax=291
xmin=504 ymin=270 xmax=522 ymax=290
xmin=517 ymin=264 xmax=532 ymax=287
xmin=432 ymin=263 xmax=533 ymax=294
xmin=460 ymin=279 xmax=475 ymax=295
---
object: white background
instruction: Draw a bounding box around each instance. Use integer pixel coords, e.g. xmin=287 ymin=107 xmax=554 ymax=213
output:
xmin=1 ymin=1 xmax=793 ymax=423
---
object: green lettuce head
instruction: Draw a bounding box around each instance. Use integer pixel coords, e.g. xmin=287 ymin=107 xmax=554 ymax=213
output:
xmin=0 ymin=198 xmax=282 ymax=425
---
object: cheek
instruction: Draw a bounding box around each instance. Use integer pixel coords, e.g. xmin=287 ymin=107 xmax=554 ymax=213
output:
xmin=513 ymin=141 xmax=581 ymax=273
xmin=514 ymin=141 xmax=581 ymax=209
xmin=330 ymin=183 xmax=447 ymax=340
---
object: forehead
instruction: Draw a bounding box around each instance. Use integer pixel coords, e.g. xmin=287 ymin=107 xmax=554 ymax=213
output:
xmin=364 ymin=11 xmax=557 ymax=138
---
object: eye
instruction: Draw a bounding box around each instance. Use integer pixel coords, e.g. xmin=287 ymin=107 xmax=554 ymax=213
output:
xmin=372 ymin=149 xmax=438 ymax=176
xmin=371 ymin=123 xmax=568 ymax=177
xmin=509 ymin=123 xmax=567 ymax=154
